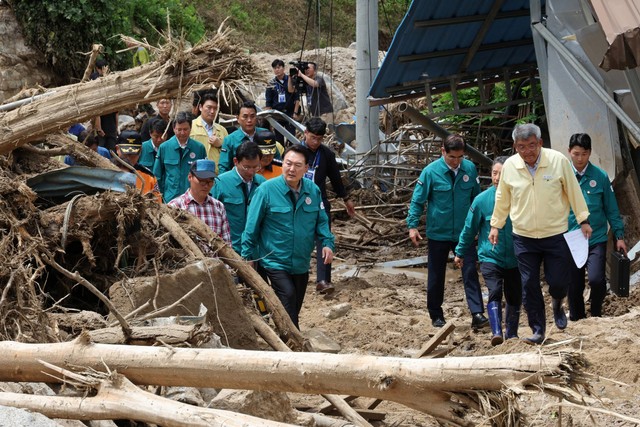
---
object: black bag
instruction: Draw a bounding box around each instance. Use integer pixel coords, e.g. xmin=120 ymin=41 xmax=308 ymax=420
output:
xmin=609 ymin=251 xmax=630 ymax=297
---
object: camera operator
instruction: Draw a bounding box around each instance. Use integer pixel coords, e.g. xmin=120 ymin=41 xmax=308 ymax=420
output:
xmin=265 ymin=59 xmax=300 ymax=142
xmin=288 ymin=61 xmax=333 ymax=123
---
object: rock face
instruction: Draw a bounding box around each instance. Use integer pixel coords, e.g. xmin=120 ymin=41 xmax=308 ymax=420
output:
xmin=0 ymin=4 xmax=57 ymax=103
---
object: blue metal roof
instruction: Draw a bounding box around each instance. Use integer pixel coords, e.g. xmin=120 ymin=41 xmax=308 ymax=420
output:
xmin=370 ymin=0 xmax=543 ymax=102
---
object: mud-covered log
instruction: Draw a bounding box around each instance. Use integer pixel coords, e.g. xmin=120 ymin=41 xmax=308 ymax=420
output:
xmin=87 ymin=323 xmax=212 ymax=346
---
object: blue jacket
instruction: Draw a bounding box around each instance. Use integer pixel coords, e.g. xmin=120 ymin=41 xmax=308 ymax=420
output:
xmin=456 ymin=186 xmax=518 ymax=269
xmin=568 ymin=162 xmax=624 ymax=245
xmin=406 ymin=157 xmax=480 ymax=241
xmin=241 ymin=176 xmax=334 ymax=274
xmin=211 ymin=168 xmax=266 ymax=254
xmin=152 ymin=135 xmax=206 ymax=202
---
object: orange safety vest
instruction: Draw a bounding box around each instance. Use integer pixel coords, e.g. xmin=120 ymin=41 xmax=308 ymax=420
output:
xmin=259 ymin=163 xmax=283 ymax=180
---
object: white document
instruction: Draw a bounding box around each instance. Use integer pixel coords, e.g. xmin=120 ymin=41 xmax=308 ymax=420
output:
xmin=563 ymin=229 xmax=589 ymax=268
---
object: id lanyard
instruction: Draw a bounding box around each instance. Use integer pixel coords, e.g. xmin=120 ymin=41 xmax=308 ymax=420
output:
xmin=304 ymin=149 xmax=321 ymax=182
xmin=276 ymin=79 xmax=287 ymax=104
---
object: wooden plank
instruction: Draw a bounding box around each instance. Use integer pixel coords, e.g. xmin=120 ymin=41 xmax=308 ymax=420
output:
xmin=413 ymin=321 xmax=456 ymax=359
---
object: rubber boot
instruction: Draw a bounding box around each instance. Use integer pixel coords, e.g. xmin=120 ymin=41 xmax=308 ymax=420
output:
xmin=552 ymin=297 xmax=567 ymax=330
xmin=487 ymin=301 xmax=503 ymax=346
xmin=504 ymin=304 xmax=520 ymax=339
xmin=522 ymin=309 xmax=546 ymax=345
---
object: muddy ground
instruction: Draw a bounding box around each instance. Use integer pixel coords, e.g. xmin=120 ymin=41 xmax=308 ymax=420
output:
xmin=291 ymin=217 xmax=640 ymax=426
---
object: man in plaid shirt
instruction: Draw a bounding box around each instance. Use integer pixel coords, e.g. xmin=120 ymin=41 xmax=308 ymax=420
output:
xmin=168 ymin=159 xmax=232 ymax=247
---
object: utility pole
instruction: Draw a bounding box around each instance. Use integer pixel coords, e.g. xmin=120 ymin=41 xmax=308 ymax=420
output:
xmin=355 ymin=0 xmax=379 ymax=157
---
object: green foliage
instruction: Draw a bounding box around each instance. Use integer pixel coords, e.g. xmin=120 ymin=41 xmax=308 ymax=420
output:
xmin=11 ymin=0 xmax=205 ymax=82
xmin=430 ymin=81 xmax=544 ymax=126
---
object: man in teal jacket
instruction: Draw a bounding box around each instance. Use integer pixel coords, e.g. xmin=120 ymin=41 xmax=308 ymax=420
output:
xmin=455 ymin=156 xmax=522 ymax=345
xmin=218 ymin=101 xmax=268 ymax=174
xmin=153 ymin=112 xmax=207 ymax=202
xmin=242 ymin=145 xmax=334 ymax=329
xmin=567 ymin=133 xmax=626 ymax=320
xmin=138 ymin=118 xmax=166 ymax=170
xmin=407 ymin=134 xmax=486 ymax=329
xmin=211 ymin=141 xmax=266 ymax=254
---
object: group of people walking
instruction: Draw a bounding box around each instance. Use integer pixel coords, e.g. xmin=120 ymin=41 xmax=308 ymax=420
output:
xmin=408 ymin=123 xmax=626 ymax=345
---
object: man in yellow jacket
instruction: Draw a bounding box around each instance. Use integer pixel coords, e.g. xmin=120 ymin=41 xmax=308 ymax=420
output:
xmin=489 ymin=123 xmax=591 ymax=344
xmin=191 ymin=91 xmax=228 ymax=174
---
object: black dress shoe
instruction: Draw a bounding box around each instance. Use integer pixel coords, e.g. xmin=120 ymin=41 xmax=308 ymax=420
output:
xmin=471 ymin=313 xmax=489 ymax=329
xmin=431 ymin=318 xmax=446 ymax=328
xmin=315 ymin=281 xmax=335 ymax=294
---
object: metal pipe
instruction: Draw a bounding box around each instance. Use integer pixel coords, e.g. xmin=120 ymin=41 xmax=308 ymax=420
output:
xmin=532 ymin=22 xmax=640 ymax=145
xmin=398 ymin=102 xmax=493 ymax=167
xmin=0 ymin=91 xmax=56 ymax=112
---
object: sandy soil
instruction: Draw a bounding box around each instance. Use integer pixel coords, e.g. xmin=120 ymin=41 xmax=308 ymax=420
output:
xmin=294 ymin=218 xmax=640 ymax=426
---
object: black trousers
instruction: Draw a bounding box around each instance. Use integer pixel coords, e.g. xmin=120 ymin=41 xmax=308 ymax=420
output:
xmin=264 ymin=268 xmax=309 ymax=329
xmin=568 ymin=242 xmax=607 ymax=319
xmin=479 ymin=262 xmax=522 ymax=307
xmin=512 ymin=233 xmax=571 ymax=336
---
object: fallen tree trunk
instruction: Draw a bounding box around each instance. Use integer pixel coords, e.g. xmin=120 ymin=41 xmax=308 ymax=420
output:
xmin=0 ymin=28 xmax=262 ymax=154
xmin=0 ymin=339 xmax=591 ymax=418
xmin=0 ymin=372 xmax=295 ymax=427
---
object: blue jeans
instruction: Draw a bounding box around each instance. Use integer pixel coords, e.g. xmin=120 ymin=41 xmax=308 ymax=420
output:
xmin=427 ymin=239 xmax=483 ymax=319
xmin=512 ymin=233 xmax=571 ymax=336
xmin=568 ymin=242 xmax=606 ymax=319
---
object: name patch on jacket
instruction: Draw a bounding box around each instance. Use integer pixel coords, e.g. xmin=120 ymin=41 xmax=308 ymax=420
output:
xmin=417 ymin=180 xmax=423 ymax=186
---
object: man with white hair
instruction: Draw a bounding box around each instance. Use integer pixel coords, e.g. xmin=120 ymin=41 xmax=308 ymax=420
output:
xmin=489 ymin=123 xmax=591 ymax=344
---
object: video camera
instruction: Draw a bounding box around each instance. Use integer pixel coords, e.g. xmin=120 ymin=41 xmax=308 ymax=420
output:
xmin=289 ymin=61 xmax=311 ymax=94
xmin=289 ymin=60 xmax=310 ymax=75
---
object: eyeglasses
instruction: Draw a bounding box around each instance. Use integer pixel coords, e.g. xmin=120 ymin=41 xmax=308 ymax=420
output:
xmin=238 ymin=164 xmax=261 ymax=172
xmin=514 ymin=141 xmax=540 ymax=152
xmin=193 ymin=175 xmax=214 ymax=185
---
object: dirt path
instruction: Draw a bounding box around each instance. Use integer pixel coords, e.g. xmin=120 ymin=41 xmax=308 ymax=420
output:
xmin=296 ymin=219 xmax=640 ymax=426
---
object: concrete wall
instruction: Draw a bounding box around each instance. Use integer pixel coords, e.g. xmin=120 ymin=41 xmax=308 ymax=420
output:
xmin=0 ymin=4 xmax=57 ymax=104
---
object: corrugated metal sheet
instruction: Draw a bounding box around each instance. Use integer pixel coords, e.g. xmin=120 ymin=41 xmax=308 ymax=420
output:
xmin=369 ymin=0 xmax=543 ymax=101
xmin=591 ymin=0 xmax=640 ymax=70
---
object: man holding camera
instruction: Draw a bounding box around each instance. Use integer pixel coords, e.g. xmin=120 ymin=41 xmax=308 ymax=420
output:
xmin=288 ymin=61 xmax=333 ymax=123
xmin=265 ymin=59 xmax=300 ymax=142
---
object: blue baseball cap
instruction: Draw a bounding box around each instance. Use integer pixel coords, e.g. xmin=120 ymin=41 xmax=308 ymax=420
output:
xmin=190 ymin=159 xmax=216 ymax=179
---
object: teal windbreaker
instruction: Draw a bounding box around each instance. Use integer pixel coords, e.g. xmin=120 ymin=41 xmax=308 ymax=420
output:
xmin=211 ymin=168 xmax=266 ymax=254
xmin=568 ymin=162 xmax=624 ymax=245
xmin=455 ymin=186 xmax=518 ymax=269
xmin=406 ymin=157 xmax=480 ymax=241
xmin=152 ymin=136 xmax=206 ymax=202
xmin=241 ymin=176 xmax=334 ymax=274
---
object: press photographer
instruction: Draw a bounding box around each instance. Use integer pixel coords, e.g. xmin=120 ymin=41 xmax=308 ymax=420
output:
xmin=287 ymin=60 xmax=334 ymax=121
xmin=265 ymin=59 xmax=300 ymax=142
